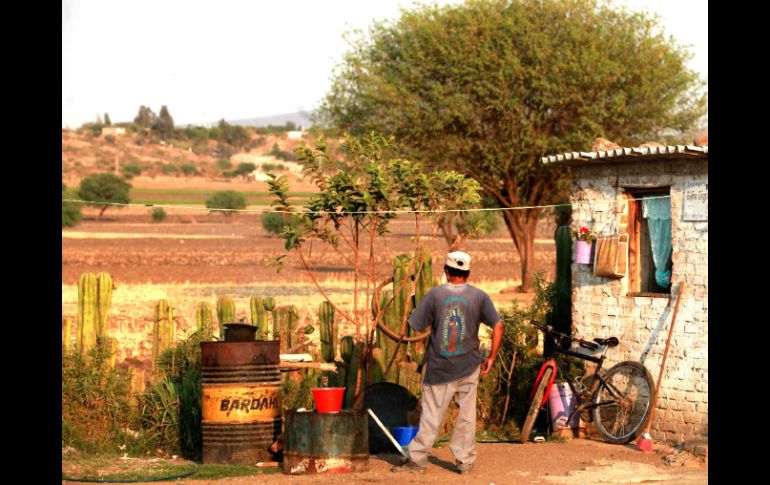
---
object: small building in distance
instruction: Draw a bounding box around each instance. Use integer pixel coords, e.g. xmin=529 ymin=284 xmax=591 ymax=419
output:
xmin=541 ymin=138 xmax=708 ymax=449
xmin=102 ymin=126 xmax=126 ymax=137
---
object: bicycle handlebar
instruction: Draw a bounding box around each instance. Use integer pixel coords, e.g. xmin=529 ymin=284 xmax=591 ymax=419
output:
xmin=528 ymin=320 xmax=599 ymax=350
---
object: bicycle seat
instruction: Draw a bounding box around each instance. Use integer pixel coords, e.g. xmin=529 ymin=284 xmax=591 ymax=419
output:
xmin=593 ymin=337 xmax=619 ymax=347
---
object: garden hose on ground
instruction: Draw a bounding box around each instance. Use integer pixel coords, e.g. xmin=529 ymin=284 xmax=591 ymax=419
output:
xmin=62 ymin=463 xmax=199 ymax=483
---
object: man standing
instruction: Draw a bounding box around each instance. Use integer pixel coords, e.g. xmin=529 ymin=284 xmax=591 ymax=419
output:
xmin=392 ymin=251 xmax=504 ymax=475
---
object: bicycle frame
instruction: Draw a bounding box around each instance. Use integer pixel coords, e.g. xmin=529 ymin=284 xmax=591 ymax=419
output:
xmin=530 ymin=330 xmax=615 ymax=420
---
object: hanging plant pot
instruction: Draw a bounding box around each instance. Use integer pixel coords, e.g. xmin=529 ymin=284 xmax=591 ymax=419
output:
xmin=574 ymin=240 xmax=593 ymax=264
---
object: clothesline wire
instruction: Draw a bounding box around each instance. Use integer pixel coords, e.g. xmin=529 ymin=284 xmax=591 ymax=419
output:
xmin=62 ymin=194 xmax=674 ymax=215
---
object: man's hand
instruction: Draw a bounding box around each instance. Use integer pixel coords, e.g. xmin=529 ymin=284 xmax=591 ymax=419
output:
xmin=480 ymin=357 xmax=495 ymax=376
xmin=481 ymin=321 xmax=503 ymax=377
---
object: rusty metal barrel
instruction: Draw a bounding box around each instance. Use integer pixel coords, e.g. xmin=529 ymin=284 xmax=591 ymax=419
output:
xmin=201 ymin=340 xmax=281 ymax=464
xmin=283 ymin=410 xmax=369 ymax=474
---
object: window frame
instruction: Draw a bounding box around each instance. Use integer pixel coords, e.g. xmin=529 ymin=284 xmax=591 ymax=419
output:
xmin=624 ymin=187 xmax=672 ymax=297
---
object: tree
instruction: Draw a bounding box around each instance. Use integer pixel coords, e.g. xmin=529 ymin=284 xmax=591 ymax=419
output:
xmin=153 ymin=105 xmax=174 ymax=139
xmin=77 ymin=173 xmax=132 ymax=219
xmin=217 ymin=119 xmax=249 ymax=150
xmin=206 ymin=191 xmax=247 ymax=217
xmin=319 ymin=0 xmax=706 ymax=291
xmin=133 ymin=105 xmax=157 ymax=130
xmin=62 ymin=183 xmax=83 ymax=228
xmin=104 ymin=113 xmax=111 ymax=126
xmin=267 ymin=132 xmax=482 ymax=400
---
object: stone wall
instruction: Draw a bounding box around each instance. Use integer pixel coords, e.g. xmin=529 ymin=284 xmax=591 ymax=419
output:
xmin=569 ymin=158 xmax=707 ymax=445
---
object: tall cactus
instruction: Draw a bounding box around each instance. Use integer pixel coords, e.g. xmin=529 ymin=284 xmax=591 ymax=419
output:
xmin=77 ymin=273 xmax=98 ymax=357
xmin=153 ymin=299 xmax=175 ymax=372
xmin=377 ymin=289 xmax=400 ymax=383
xmin=275 ymin=305 xmax=299 ymax=352
xmin=62 ymin=318 xmax=72 ymax=353
xmin=414 ymin=246 xmax=433 ymax=307
xmin=411 ymin=248 xmax=433 ymax=362
xmin=250 ymin=296 xmax=270 ymax=340
xmin=318 ymin=301 xmax=336 ymax=363
xmin=196 ymin=302 xmax=214 ymax=340
xmin=340 ymin=336 xmax=364 ymax=408
xmin=549 ymin=226 xmax=573 ymax=336
xmin=216 ymin=296 xmax=236 ymax=339
xmin=262 ymin=297 xmax=278 ymax=340
xmin=95 ymin=272 xmax=113 ymax=340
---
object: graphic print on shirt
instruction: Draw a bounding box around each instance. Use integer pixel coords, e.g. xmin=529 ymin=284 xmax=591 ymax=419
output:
xmin=441 ymin=295 xmax=468 ymax=357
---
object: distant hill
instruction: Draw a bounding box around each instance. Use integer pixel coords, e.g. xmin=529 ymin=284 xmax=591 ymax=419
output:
xmin=227 ymin=111 xmax=314 ymax=129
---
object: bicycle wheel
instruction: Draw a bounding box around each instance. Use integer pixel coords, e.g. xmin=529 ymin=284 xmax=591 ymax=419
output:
xmin=519 ymin=366 xmax=553 ymax=443
xmin=592 ymin=361 xmax=655 ymax=444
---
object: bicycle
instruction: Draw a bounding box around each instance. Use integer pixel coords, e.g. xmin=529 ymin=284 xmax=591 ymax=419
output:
xmin=519 ymin=320 xmax=655 ymax=444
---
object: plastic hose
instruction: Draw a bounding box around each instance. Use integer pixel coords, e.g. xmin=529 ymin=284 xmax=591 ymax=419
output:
xmin=62 ymin=463 xmax=199 ymax=483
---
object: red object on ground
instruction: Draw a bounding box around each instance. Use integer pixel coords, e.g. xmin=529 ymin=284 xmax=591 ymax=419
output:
xmin=312 ymin=387 xmax=345 ymax=413
xmin=637 ymin=433 xmax=654 ymax=452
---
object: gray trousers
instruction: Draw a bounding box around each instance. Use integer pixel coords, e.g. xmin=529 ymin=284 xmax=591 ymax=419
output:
xmin=407 ymin=365 xmax=481 ymax=467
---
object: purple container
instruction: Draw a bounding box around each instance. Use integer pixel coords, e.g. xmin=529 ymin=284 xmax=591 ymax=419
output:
xmin=548 ymin=383 xmax=579 ymax=430
xmin=574 ymin=240 xmax=593 ymax=264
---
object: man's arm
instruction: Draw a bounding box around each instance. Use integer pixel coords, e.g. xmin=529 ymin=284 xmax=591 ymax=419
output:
xmin=480 ymin=321 xmax=503 ymax=377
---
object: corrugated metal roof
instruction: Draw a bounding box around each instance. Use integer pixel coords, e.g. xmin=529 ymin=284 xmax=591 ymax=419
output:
xmin=540 ymin=145 xmax=708 ymax=166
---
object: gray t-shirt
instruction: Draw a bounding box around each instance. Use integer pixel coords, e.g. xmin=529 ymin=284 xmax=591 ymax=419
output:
xmin=409 ymin=283 xmax=501 ymax=385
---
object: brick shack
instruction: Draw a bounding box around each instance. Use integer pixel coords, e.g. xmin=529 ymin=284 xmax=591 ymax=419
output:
xmin=541 ymin=142 xmax=708 ymax=447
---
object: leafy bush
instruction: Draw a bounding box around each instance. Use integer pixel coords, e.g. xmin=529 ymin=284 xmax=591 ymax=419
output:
xmin=281 ymin=370 xmax=321 ymax=411
xmin=216 ymin=159 xmax=232 ymax=170
xmin=62 ymin=342 xmax=136 ymax=455
xmin=261 ymin=163 xmax=286 ymax=172
xmin=141 ymin=334 xmax=203 ymax=460
xmin=180 ymin=163 xmax=198 ymax=176
xmin=161 ymin=163 xmax=178 ymax=175
xmin=62 ymin=184 xmax=83 ymax=228
xmin=122 ymin=163 xmax=143 ymax=179
xmin=233 ymin=162 xmax=256 ymax=177
xmin=261 ymin=211 xmax=300 ymax=236
xmin=151 ymin=207 xmax=167 ymax=222
xmin=206 ymin=191 xmax=247 ymax=216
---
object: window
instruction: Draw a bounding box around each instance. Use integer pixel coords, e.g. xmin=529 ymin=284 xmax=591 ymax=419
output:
xmin=625 ymin=187 xmax=672 ymax=296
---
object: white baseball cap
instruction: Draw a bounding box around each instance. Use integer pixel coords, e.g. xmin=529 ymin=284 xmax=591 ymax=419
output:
xmin=445 ymin=251 xmax=471 ymax=271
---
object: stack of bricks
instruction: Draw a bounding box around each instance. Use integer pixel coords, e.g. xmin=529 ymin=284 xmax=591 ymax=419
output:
xmin=568 ymin=157 xmax=707 ymax=446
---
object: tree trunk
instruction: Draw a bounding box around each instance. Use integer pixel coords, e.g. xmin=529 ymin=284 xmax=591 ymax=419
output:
xmin=500 ymin=208 xmax=541 ymax=292
xmin=98 ymin=205 xmax=108 ymax=219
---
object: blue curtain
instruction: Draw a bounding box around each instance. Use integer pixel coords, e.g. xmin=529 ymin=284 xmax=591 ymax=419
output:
xmin=642 ymin=198 xmax=672 ymax=288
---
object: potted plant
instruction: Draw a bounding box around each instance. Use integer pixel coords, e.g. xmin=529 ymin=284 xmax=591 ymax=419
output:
xmin=573 ymin=227 xmax=596 ymax=264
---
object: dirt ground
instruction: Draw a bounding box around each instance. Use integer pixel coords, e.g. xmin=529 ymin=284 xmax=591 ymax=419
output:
xmin=100 ymin=439 xmax=707 ymax=485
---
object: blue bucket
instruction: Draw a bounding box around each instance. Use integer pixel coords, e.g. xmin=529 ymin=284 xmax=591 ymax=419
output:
xmin=392 ymin=426 xmax=419 ymax=446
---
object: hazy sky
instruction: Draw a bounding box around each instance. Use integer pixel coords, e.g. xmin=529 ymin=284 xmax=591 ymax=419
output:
xmin=62 ymin=0 xmax=707 ymax=129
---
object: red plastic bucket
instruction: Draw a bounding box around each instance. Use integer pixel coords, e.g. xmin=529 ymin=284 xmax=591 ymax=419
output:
xmin=312 ymin=387 xmax=345 ymax=413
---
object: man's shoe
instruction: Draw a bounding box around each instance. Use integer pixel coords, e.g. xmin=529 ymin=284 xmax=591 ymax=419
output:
xmin=391 ymin=460 xmax=427 ymax=474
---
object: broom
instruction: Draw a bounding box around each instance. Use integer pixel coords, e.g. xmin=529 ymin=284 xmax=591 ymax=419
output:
xmin=637 ymin=280 xmax=686 ymax=452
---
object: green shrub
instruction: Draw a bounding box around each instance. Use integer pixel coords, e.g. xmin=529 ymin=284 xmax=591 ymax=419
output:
xmin=122 ymin=163 xmax=143 ymax=179
xmin=206 ymin=191 xmax=247 ymax=216
xmin=261 ymin=163 xmax=286 ymax=172
xmin=233 ymin=162 xmax=256 ymax=177
xmin=62 ymin=184 xmax=83 ymax=228
xmin=161 ymin=163 xmax=178 ymax=175
xmin=261 ymin=211 xmax=300 ymax=236
xmin=143 ymin=334 xmax=203 ymax=460
xmin=151 ymin=207 xmax=167 ymax=222
xmin=62 ymin=342 xmax=136 ymax=455
xmin=216 ymin=159 xmax=232 ymax=170
xmin=104 ymin=135 xmax=116 ymax=144
xmin=180 ymin=163 xmax=198 ymax=176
